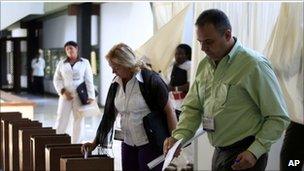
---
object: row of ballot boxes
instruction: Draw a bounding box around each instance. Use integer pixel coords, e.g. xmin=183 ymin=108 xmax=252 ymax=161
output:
xmin=0 ymin=112 xmax=114 ymax=171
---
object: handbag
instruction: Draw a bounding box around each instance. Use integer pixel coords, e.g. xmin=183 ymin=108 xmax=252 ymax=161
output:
xmin=143 ymin=111 xmax=170 ymax=151
xmin=77 ymin=101 xmax=101 ymax=117
xmin=76 ymin=82 xmax=99 ymax=105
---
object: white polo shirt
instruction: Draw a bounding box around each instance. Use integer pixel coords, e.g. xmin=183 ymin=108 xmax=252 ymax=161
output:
xmin=31 ymin=57 xmax=45 ymax=76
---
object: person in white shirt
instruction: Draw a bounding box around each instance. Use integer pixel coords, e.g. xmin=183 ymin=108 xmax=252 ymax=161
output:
xmin=81 ymin=43 xmax=177 ymax=171
xmin=53 ymin=41 xmax=95 ymax=143
xmin=31 ymin=49 xmax=45 ymax=95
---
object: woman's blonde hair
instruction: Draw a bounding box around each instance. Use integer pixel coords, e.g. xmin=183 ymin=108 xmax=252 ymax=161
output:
xmin=106 ymin=43 xmax=149 ymax=72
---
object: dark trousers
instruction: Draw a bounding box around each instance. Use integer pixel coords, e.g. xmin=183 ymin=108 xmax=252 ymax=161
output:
xmin=280 ymin=121 xmax=304 ymax=171
xmin=32 ymin=76 xmax=44 ymax=95
xmin=212 ymin=136 xmax=268 ymax=171
xmin=175 ymin=109 xmax=181 ymax=120
xmin=121 ymin=142 xmax=163 ymax=171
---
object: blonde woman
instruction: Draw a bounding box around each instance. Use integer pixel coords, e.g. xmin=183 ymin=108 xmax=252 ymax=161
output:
xmin=82 ymin=43 xmax=177 ymax=171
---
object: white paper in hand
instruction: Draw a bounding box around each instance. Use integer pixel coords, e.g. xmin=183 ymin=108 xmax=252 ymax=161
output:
xmin=162 ymin=138 xmax=183 ymax=171
xmin=148 ymin=128 xmax=205 ymax=170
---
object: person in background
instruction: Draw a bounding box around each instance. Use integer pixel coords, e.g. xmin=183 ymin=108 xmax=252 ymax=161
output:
xmin=166 ymin=44 xmax=194 ymax=170
xmin=168 ymin=44 xmax=192 ymax=119
xmin=280 ymin=111 xmax=304 ymax=171
xmin=31 ymin=49 xmax=45 ymax=95
xmin=275 ymin=25 xmax=304 ymax=171
xmin=163 ymin=9 xmax=290 ymax=171
xmin=53 ymin=41 xmax=95 ymax=143
xmin=81 ymin=43 xmax=177 ymax=171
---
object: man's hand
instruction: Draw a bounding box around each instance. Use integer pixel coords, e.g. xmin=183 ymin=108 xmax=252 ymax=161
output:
xmin=231 ymin=150 xmax=257 ymax=170
xmin=163 ymin=137 xmax=181 ymax=157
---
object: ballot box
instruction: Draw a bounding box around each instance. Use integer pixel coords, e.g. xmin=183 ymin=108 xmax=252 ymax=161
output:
xmin=45 ymin=144 xmax=83 ymax=171
xmin=31 ymin=134 xmax=71 ymax=171
xmin=0 ymin=112 xmax=21 ymax=170
xmin=18 ymin=127 xmax=56 ymax=171
xmin=60 ymin=155 xmax=114 ymax=171
xmin=1 ymin=117 xmax=28 ymax=171
xmin=8 ymin=120 xmax=42 ymax=171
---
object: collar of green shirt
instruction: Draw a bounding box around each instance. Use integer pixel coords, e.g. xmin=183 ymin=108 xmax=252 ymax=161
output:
xmin=207 ymin=37 xmax=242 ymax=67
xmin=227 ymin=37 xmax=242 ymax=63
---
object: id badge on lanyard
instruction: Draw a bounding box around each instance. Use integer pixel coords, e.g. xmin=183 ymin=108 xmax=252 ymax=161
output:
xmin=202 ymin=116 xmax=215 ymax=132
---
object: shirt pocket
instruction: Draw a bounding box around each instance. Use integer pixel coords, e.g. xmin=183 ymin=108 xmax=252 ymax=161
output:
xmin=196 ymin=80 xmax=207 ymax=106
xmin=215 ymin=83 xmax=231 ymax=107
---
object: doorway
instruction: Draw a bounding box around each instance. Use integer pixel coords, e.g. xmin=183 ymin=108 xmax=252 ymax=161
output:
xmin=0 ymin=38 xmax=27 ymax=93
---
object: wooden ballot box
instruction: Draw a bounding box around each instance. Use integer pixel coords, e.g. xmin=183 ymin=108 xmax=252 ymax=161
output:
xmin=18 ymin=128 xmax=56 ymax=171
xmin=1 ymin=117 xmax=27 ymax=171
xmin=45 ymin=144 xmax=83 ymax=171
xmin=0 ymin=112 xmax=21 ymax=170
xmin=31 ymin=134 xmax=71 ymax=171
xmin=8 ymin=120 xmax=42 ymax=171
xmin=60 ymin=155 xmax=114 ymax=171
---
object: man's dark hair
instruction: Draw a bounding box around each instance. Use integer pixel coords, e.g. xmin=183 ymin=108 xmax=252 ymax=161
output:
xmin=177 ymin=44 xmax=192 ymax=60
xmin=64 ymin=41 xmax=78 ymax=48
xmin=195 ymin=9 xmax=231 ymax=35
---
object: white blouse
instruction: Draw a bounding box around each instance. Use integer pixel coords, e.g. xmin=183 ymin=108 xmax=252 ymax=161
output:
xmin=53 ymin=57 xmax=95 ymax=99
xmin=114 ymin=72 xmax=151 ymax=146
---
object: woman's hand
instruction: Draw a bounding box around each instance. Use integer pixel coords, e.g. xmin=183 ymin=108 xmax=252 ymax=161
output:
xmin=63 ymin=91 xmax=73 ymax=100
xmin=81 ymin=141 xmax=97 ymax=154
xmin=87 ymin=98 xmax=94 ymax=104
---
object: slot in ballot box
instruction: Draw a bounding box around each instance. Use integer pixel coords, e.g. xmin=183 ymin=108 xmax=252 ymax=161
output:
xmin=8 ymin=120 xmax=42 ymax=171
xmin=0 ymin=112 xmax=21 ymax=170
xmin=31 ymin=134 xmax=71 ymax=171
xmin=45 ymin=144 xmax=83 ymax=171
xmin=60 ymin=155 xmax=114 ymax=171
xmin=18 ymin=127 xmax=56 ymax=171
xmin=1 ymin=117 xmax=27 ymax=171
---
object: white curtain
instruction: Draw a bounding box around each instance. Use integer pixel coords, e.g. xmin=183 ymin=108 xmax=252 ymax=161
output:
xmin=247 ymin=2 xmax=281 ymax=51
xmin=264 ymin=2 xmax=303 ymax=124
xmin=135 ymin=5 xmax=190 ymax=73
xmin=191 ymin=2 xmax=281 ymax=82
xmin=151 ymin=2 xmax=190 ymax=31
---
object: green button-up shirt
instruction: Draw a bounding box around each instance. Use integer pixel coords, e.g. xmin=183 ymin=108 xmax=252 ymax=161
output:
xmin=172 ymin=38 xmax=290 ymax=159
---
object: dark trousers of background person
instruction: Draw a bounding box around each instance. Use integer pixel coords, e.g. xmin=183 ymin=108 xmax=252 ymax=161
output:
xmin=280 ymin=121 xmax=304 ymax=171
xmin=175 ymin=109 xmax=181 ymax=120
xmin=212 ymin=136 xmax=268 ymax=171
xmin=121 ymin=142 xmax=163 ymax=171
xmin=32 ymin=76 xmax=44 ymax=95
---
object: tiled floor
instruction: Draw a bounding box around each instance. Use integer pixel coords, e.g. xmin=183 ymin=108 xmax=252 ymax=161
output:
xmin=17 ymin=92 xmax=122 ymax=170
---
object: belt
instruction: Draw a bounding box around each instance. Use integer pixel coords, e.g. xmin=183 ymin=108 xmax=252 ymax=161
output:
xmin=217 ymin=136 xmax=255 ymax=151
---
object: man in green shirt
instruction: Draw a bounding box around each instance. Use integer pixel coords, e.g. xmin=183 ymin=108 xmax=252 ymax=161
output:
xmin=163 ymin=9 xmax=290 ymax=171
